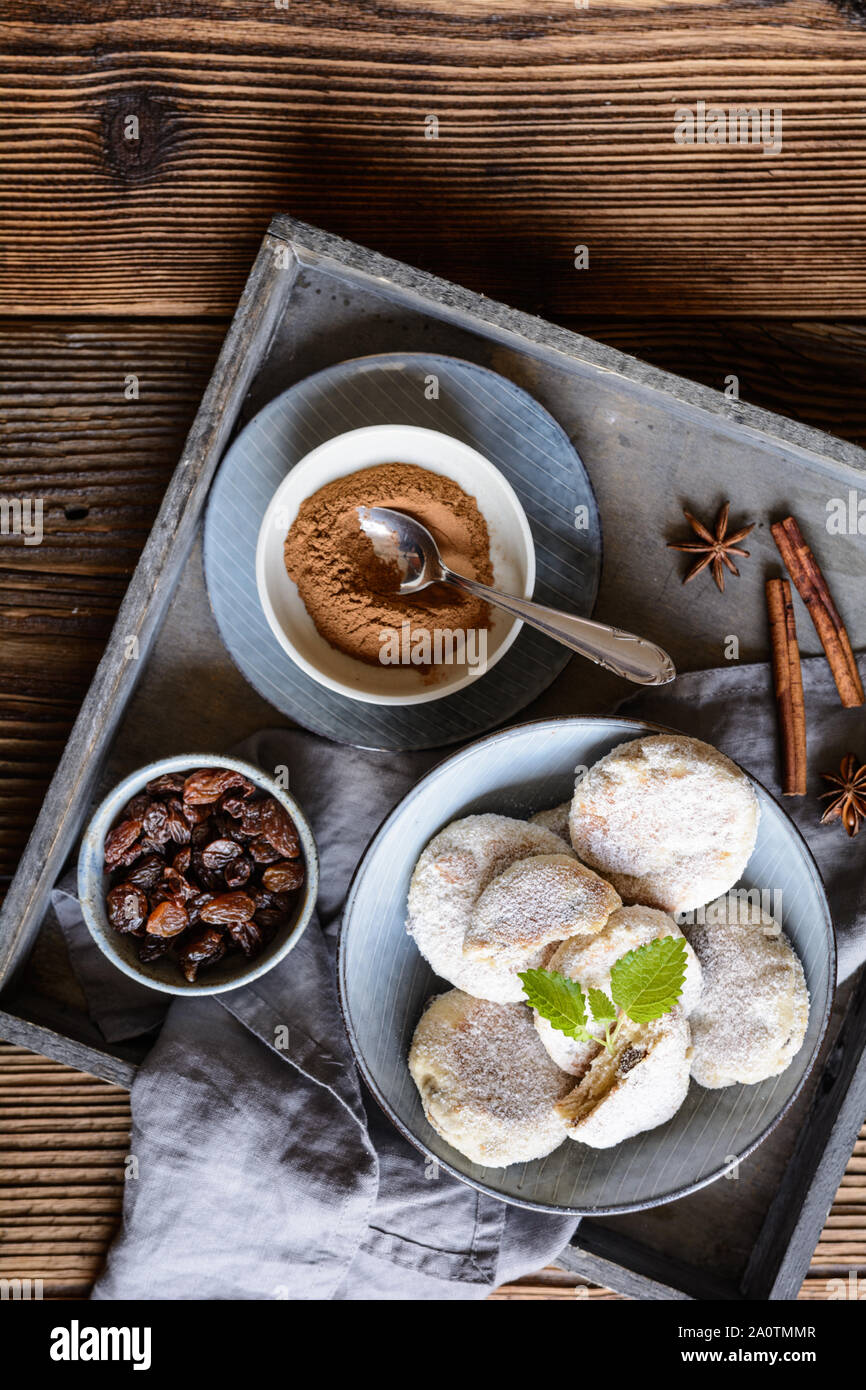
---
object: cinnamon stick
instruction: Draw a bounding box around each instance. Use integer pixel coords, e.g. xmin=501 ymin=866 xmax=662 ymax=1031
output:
xmin=766 ymin=577 xmax=807 ymax=796
xmin=771 ymin=515 xmax=864 ymax=708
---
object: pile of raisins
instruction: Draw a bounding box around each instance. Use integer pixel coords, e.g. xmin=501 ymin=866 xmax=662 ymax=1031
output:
xmin=103 ymin=767 xmax=305 ymax=983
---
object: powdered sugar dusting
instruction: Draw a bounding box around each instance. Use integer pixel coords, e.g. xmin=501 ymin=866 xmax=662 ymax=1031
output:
xmin=403 ymin=740 xmax=807 ymax=1168
xmin=569 ymin=735 xmax=759 ymax=914
xmin=407 ymin=814 xmax=574 ymax=1002
xmin=464 ymin=853 xmax=621 ymax=962
xmin=409 ymin=989 xmax=572 ymax=1166
xmin=686 ymin=899 xmax=809 ymax=1088
xmin=557 ymin=1012 xmax=692 ymax=1149
xmin=529 ymin=802 xmax=572 ymax=841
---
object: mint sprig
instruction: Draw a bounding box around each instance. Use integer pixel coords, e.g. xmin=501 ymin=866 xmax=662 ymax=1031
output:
xmin=521 ymin=935 xmax=687 ymax=1057
xmin=519 ymin=970 xmax=596 ymax=1045
xmin=609 ymin=935 xmax=687 ymax=1022
xmin=587 ymin=987 xmax=616 ymax=1022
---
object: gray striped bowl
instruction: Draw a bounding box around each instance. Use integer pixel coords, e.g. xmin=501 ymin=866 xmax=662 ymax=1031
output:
xmin=203 ymin=352 xmax=601 ymax=751
xmin=338 ymin=716 xmax=835 ymax=1214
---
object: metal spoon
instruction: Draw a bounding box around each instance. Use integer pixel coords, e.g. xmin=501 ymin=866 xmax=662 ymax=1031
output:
xmin=358 ymin=506 xmax=676 ymax=686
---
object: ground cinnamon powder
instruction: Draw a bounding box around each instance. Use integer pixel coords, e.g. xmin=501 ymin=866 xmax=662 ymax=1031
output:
xmin=283 ymin=463 xmax=493 ymax=667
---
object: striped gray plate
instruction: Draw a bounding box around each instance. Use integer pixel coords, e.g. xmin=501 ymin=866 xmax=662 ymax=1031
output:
xmin=338 ymin=717 xmax=835 ymax=1215
xmin=203 ymin=353 xmax=601 ymax=751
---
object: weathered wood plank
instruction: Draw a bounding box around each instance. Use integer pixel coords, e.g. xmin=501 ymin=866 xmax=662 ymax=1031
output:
xmin=490 ymin=1282 xmax=622 ymax=1300
xmin=0 ymin=236 xmax=287 ymax=985
xmin=0 ymin=1043 xmax=864 ymax=1297
xmin=2 ymin=311 xmax=866 ymax=885
xmin=0 ymin=1043 xmax=126 ymax=1289
xmin=744 ymin=974 xmax=866 ymax=1299
xmin=0 ymin=319 xmax=221 ymax=886
xmin=0 ymin=319 xmax=223 ymax=579
xmin=575 ymin=320 xmax=866 ymax=450
xmin=2 ymin=1 xmax=866 ymax=316
xmin=3 ymin=297 xmax=866 ymax=1295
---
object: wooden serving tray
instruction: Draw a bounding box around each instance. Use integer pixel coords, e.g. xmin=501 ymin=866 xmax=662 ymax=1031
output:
xmin=1 ymin=215 xmax=864 ymax=1300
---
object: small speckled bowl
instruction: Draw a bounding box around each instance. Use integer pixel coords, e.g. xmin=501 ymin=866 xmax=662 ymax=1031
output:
xmin=78 ymin=753 xmax=319 ymax=996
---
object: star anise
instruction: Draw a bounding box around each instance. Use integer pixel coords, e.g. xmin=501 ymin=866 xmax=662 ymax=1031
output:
xmin=667 ymin=502 xmax=755 ymax=593
xmin=820 ymin=753 xmax=866 ymax=837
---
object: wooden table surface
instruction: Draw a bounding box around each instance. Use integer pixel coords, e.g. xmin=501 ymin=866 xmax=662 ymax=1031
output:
xmin=2 ymin=0 xmax=866 ymax=1300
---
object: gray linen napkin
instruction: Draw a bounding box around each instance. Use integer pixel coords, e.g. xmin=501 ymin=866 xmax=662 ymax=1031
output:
xmin=55 ymin=651 xmax=865 ymax=1300
xmin=59 ymin=730 xmax=577 ymax=1300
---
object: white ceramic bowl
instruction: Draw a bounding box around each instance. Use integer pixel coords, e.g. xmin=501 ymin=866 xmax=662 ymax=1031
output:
xmin=255 ymin=424 xmax=535 ymax=705
xmin=78 ymin=754 xmax=319 ymax=997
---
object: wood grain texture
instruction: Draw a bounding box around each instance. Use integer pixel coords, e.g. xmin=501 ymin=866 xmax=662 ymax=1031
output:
xmin=0 ymin=319 xmax=222 ymax=884
xmin=0 ymin=1044 xmax=127 ymax=1298
xmin=3 ymin=1044 xmax=863 ymax=1299
xmin=573 ymin=320 xmax=866 ymax=449
xmin=0 ymin=237 xmax=286 ymax=984
xmin=3 ymin=308 xmax=866 ymax=1292
xmin=2 ymin=0 xmax=866 ymax=316
xmin=3 ymin=312 xmax=866 ymax=889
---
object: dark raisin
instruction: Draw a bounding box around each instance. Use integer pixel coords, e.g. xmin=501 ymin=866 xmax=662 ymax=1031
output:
xmin=261 ymin=799 xmax=300 ymax=858
xmin=226 ymin=918 xmax=265 ymax=958
xmin=149 ymin=883 xmax=176 ymax=906
xmin=104 ymin=818 xmax=143 ymax=868
xmin=249 ymin=837 xmax=280 ymax=864
xmin=142 ymin=840 xmax=172 ymax=866
xmin=115 ymin=841 xmax=151 ymax=870
xmin=241 ymin=797 xmax=271 ymax=833
xmin=125 ymin=853 xmax=165 ymax=892
xmin=146 ymin=900 xmax=189 ymax=938
xmin=202 ymin=838 xmax=242 ymax=870
xmin=183 ymin=768 xmax=256 ymax=806
xmin=252 ymin=909 xmax=283 ymax=935
xmin=161 ymin=866 xmax=196 ymax=901
xmin=121 ymin=793 xmax=151 ymax=822
xmin=618 ymin=1046 xmax=646 ymax=1075
xmin=106 ymin=883 xmax=149 ymax=935
xmin=172 ymin=846 xmax=191 ymax=875
xmin=142 ymin=801 xmax=172 ymax=845
xmin=178 ymin=927 xmax=226 ymax=982
xmin=165 ymin=798 xmax=191 ymax=845
xmin=199 ymin=892 xmax=255 ymax=925
xmin=187 ymin=892 xmax=214 ymax=926
xmin=191 ymin=853 xmax=222 ymax=894
xmin=262 ymin=860 xmax=305 ymax=893
xmin=181 ymin=799 xmax=213 ymax=827
xmin=224 ymin=854 xmax=252 ymax=888
xmin=146 ymin=772 xmax=186 ymax=796
xmin=138 ymin=935 xmax=172 ymax=963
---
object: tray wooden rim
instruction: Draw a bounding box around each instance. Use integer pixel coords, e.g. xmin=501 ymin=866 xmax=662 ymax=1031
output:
xmin=2 ymin=213 xmax=865 ymax=1301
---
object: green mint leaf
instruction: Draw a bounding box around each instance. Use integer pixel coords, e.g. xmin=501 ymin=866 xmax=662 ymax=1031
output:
xmin=609 ymin=935 xmax=687 ymax=1023
xmin=519 ymin=969 xmax=594 ymax=1041
xmin=587 ymin=987 xmax=616 ymax=1022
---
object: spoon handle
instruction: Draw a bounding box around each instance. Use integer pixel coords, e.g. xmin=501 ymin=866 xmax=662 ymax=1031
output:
xmin=445 ymin=571 xmax=676 ymax=686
